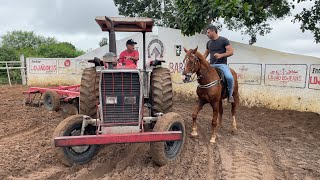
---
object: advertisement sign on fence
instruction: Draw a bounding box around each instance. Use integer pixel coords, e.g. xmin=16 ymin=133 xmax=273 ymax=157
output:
xmin=265 ymin=64 xmax=307 ymax=88
xmin=229 ymin=63 xmax=262 ymax=85
xmin=309 ymin=64 xmax=320 ymax=90
xmin=29 ymin=58 xmax=57 ymax=74
xmin=58 ymin=59 xmax=76 ymax=74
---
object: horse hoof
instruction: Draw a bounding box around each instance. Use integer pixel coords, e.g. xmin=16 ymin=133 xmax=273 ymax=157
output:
xmin=190 ymin=131 xmax=198 ymax=137
xmin=210 ymin=138 xmax=216 ymax=143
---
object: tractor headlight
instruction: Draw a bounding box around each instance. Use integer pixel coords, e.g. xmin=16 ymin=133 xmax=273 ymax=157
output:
xmin=106 ymin=96 xmax=117 ymax=104
xmin=124 ymin=96 xmax=136 ymax=105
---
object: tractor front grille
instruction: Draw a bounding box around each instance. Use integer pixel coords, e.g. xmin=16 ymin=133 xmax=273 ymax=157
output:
xmin=100 ymin=71 xmax=141 ymax=126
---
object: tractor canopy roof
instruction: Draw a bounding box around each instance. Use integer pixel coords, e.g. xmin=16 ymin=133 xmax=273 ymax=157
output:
xmin=95 ymin=16 xmax=154 ymax=32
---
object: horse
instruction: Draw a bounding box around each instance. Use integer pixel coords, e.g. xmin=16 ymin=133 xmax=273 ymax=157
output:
xmin=182 ymin=46 xmax=239 ymax=143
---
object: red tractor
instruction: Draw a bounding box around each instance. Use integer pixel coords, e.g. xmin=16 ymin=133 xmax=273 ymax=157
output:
xmin=53 ymin=16 xmax=186 ymax=166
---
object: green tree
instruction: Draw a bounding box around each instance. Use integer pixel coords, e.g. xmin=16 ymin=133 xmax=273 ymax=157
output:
xmin=37 ymin=42 xmax=84 ymax=58
xmin=0 ymin=30 xmax=84 ymax=58
xmin=175 ymin=0 xmax=292 ymax=44
xmin=0 ymin=47 xmax=18 ymax=62
xmin=114 ymin=0 xmax=178 ymax=28
xmin=1 ymin=30 xmax=57 ymax=49
xmin=99 ymin=37 xmax=109 ymax=47
xmin=114 ymin=0 xmax=320 ymax=44
xmin=293 ymin=0 xmax=320 ymax=43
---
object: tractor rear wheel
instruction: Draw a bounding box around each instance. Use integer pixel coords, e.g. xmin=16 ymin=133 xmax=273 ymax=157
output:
xmin=53 ymin=115 xmax=100 ymax=166
xmin=150 ymin=112 xmax=185 ymax=166
xmin=79 ymin=67 xmax=100 ymax=118
xmin=43 ymin=90 xmax=60 ymax=111
xmin=150 ymin=67 xmax=173 ymax=116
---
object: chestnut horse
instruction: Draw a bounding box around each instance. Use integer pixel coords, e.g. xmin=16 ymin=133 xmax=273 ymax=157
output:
xmin=182 ymin=47 xmax=239 ymax=143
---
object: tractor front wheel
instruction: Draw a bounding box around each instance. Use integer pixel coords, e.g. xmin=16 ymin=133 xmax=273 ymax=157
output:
xmin=150 ymin=112 xmax=185 ymax=166
xmin=53 ymin=115 xmax=100 ymax=166
xmin=43 ymin=90 xmax=60 ymax=111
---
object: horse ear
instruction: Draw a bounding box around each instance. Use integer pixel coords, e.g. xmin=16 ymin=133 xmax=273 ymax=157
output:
xmin=183 ymin=47 xmax=188 ymax=53
xmin=192 ymin=46 xmax=198 ymax=54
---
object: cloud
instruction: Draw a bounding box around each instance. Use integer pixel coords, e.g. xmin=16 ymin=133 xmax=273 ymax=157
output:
xmin=0 ymin=0 xmax=123 ymax=50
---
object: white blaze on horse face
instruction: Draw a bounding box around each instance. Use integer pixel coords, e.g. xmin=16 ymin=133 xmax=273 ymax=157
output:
xmin=182 ymin=56 xmax=189 ymax=75
xmin=183 ymin=56 xmax=193 ymax=75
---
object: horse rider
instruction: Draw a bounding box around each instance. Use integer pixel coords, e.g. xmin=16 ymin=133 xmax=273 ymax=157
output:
xmin=203 ymin=25 xmax=235 ymax=103
xmin=119 ymin=39 xmax=139 ymax=68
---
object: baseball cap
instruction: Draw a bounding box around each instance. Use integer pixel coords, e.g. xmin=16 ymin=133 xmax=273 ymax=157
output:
xmin=126 ymin=39 xmax=137 ymax=45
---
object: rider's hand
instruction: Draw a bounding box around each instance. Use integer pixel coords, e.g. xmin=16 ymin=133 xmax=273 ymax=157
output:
xmin=213 ymin=53 xmax=224 ymax=59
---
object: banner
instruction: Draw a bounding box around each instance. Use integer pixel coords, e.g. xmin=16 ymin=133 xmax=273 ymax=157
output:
xmin=265 ymin=64 xmax=307 ymax=88
xmin=309 ymin=64 xmax=320 ymax=90
xmin=29 ymin=58 xmax=57 ymax=74
xmin=229 ymin=63 xmax=262 ymax=85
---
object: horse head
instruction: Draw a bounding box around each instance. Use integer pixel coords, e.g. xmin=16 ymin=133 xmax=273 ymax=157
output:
xmin=182 ymin=46 xmax=201 ymax=83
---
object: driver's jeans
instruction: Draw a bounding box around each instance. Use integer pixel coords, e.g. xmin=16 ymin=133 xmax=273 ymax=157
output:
xmin=210 ymin=64 xmax=234 ymax=97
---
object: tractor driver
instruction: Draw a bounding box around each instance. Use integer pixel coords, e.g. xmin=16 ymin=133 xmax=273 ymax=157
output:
xmin=119 ymin=39 xmax=139 ymax=68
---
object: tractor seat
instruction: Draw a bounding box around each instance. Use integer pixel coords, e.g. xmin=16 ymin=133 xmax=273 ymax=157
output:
xmin=150 ymin=59 xmax=165 ymax=67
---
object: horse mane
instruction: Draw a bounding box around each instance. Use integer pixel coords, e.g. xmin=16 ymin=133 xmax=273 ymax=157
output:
xmin=194 ymin=51 xmax=210 ymax=67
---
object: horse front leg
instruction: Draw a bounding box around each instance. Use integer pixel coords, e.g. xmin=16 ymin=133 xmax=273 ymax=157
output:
xmin=218 ymin=100 xmax=223 ymax=128
xmin=210 ymin=101 xmax=219 ymax=143
xmin=191 ymin=99 xmax=204 ymax=137
xmin=231 ymin=92 xmax=239 ymax=132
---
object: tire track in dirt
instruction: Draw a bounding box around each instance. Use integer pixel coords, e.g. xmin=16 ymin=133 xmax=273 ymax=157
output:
xmin=176 ymin=103 xmax=277 ymax=180
xmin=6 ymin=167 xmax=63 ymax=180
xmin=217 ymin=129 xmax=276 ymax=180
xmin=0 ymin=124 xmax=43 ymax=142
xmin=152 ymin=105 xmax=210 ymax=180
xmin=100 ymin=144 xmax=144 ymax=178
xmin=175 ymin=105 xmax=218 ymax=180
xmin=206 ymin=143 xmax=217 ymax=180
xmin=273 ymin=138 xmax=320 ymax=179
xmin=62 ymin=143 xmax=143 ymax=180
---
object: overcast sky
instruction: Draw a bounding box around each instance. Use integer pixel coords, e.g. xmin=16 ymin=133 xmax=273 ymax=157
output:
xmin=0 ymin=0 xmax=319 ymax=58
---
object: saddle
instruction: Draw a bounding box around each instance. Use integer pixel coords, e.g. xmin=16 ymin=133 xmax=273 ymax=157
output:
xmin=214 ymin=68 xmax=229 ymax=97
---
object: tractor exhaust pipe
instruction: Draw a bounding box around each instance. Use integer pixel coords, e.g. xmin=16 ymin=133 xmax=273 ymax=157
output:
xmin=105 ymin=16 xmax=117 ymax=55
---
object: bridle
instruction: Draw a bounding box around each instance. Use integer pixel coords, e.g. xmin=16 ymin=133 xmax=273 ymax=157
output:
xmin=183 ymin=54 xmax=211 ymax=82
xmin=183 ymin=53 xmax=220 ymax=88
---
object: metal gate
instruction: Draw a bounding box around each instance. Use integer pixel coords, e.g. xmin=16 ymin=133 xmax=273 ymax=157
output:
xmin=0 ymin=54 xmax=27 ymax=85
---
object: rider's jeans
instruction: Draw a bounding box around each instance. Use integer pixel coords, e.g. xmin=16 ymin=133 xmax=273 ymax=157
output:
xmin=210 ymin=64 xmax=234 ymax=97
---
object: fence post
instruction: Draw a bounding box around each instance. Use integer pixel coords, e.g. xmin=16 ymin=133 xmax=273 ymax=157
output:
xmin=20 ymin=54 xmax=26 ymax=85
xmin=5 ymin=62 xmax=12 ymax=86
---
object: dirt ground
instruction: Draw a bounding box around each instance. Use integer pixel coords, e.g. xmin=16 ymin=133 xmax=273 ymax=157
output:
xmin=0 ymin=85 xmax=319 ymax=180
